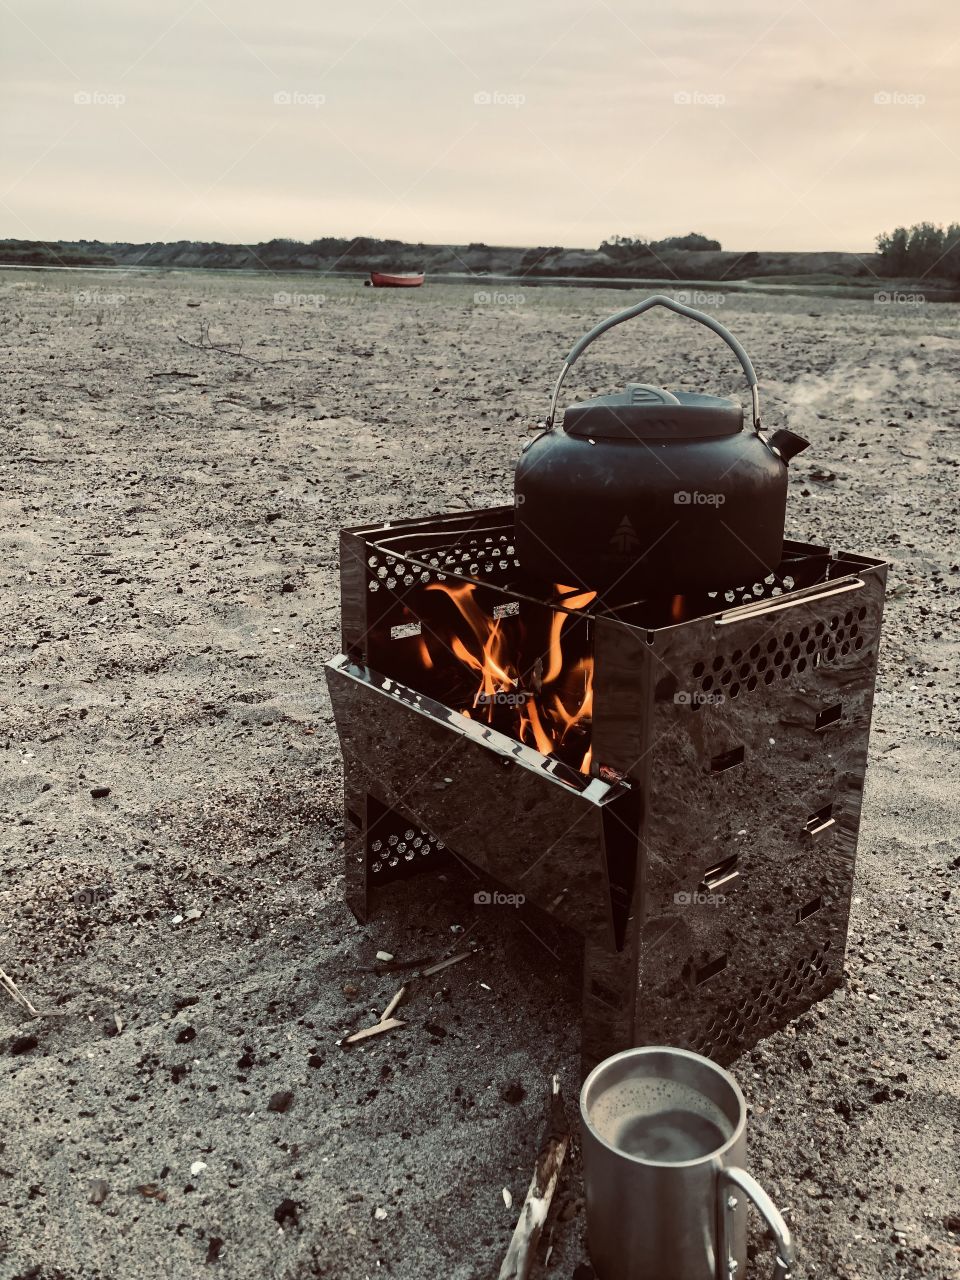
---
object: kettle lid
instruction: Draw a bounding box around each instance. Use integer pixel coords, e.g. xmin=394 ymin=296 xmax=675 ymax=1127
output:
xmin=562 ymin=382 xmax=743 ymax=441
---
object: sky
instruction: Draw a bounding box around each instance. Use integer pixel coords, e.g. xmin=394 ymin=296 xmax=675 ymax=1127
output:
xmin=1 ymin=0 xmax=958 ymax=252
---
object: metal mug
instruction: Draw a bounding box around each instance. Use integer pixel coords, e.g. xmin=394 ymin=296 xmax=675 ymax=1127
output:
xmin=580 ymin=1046 xmax=794 ymax=1279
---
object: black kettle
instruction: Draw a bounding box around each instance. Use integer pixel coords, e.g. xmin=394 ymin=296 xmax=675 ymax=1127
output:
xmin=514 ymin=295 xmax=809 ymax=597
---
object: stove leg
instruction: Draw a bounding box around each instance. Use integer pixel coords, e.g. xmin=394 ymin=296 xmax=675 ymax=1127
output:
xmin=581 ymin=935 xmax=638 ymax=1076
xmin=342 ymin=776 xmax=369 ymax=923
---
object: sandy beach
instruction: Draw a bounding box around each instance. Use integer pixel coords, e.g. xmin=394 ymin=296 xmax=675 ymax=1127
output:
xmin=1 ymin=268 xmax=958 ymax=1280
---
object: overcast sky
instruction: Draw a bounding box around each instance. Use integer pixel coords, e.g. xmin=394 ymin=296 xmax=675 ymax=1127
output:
xmin=1 ymin=0 xmax=957 ymax=251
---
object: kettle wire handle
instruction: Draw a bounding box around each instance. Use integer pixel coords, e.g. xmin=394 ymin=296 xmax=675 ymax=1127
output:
xmin=545 ymin=293 xmax=762 ymax=432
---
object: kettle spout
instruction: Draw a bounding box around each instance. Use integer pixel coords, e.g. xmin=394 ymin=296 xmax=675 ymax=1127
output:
xmin=765 ymin=427 xmax=810 ymax=464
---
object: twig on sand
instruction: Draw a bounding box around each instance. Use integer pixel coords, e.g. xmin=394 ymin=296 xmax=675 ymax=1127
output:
xmin=177 ymin=319 xmax=272 ymax=365
xmin=177 ymin=333 xmax=268 ymax=365
xmin=420 ymin=948 xmax=476 ymax=978
xmin=341 ymin=1017 xmax=405 ymax=1046
xmin=0 ymin=967 xmax=40 ymax=1018
xmin=498 ymin=1075 xmax=571 ymax=1280
xmin=379 ymin=986 xmax=406 ymax=1023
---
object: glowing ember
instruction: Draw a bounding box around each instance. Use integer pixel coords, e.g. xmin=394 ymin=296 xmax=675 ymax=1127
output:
xmin=424 ymin=581 xmax=596 ymax=773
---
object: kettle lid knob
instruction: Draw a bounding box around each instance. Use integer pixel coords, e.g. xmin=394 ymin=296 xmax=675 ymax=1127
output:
xmin=624 ymin=383 xmax=682 ymax=406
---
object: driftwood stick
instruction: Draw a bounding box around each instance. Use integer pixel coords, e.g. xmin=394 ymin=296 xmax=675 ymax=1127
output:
xmin=498 ymin=1075 xmax=571 ymax=1280
xmin=0 ymin=967 xmax=40 ymax=1018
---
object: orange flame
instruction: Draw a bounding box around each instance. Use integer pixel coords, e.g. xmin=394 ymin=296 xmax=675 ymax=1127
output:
xmin=519 ymin=699 xmax=556 ymax=756
xmin=550 ymin=658 xmax=594 ymax=742
xmin=417 ymin=635 xmax=434 ymax=669
xmin=424 ymin=579 xmax=595 ymax=774
xmin=671 ymin=594 xmax=685 ymax=623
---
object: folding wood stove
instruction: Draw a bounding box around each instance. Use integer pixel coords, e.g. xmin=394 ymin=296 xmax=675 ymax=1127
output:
xmin=325 ymin=506 xmax=887 ymax=1074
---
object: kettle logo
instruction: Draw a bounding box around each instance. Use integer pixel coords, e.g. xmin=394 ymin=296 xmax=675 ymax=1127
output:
xmin=610 ymin=516 xmax=640 ymax=553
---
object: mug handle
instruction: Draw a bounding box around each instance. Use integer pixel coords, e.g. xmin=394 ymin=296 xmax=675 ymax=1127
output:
xmin=718 ymin=1166 xmax=794 ymax=1279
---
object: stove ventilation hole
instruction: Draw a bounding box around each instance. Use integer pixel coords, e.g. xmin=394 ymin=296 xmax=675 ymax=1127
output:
xmin=694 ymin=954 xmax=728 ymax=986
xmin=709 ymin=745 xmax=745 ymax=774
xmin=366 ymin=533 xmax=519 ymax=593
xmin=795 ymin=895 xmax=824 ymax=923
xmin=804 ymin=803 xmax=835 ymax=839
xmin=367 ymin=817 xmax=447 ymax=878
xmin=690 ymin=948 xmax=830 ymax=1058
xmin=690 ymin=613 xmax=870 ymax=700
xmin=814 ymin=703 xmax=843 ymax=732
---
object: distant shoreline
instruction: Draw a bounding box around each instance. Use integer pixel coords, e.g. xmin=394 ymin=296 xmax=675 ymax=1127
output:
xmin=2 ymin=260 xmax=957 ymax=302
xmin=3 ymin=235 xmax=957 ymax=290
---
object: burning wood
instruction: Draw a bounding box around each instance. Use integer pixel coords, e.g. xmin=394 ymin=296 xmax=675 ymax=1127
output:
xmin=422 ymin=580 xmax=596 ymax=773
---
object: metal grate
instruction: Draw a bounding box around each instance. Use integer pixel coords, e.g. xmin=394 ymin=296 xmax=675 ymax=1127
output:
xmin=366 ymin=532 xmax=519 ymax=593
xmin=690 ymin=948 xmax=832 ymax=1060
xmin=689 ymin=606 xmax=872 ymax=700
xmin=365 ymin=804 xmax=449 ymax=882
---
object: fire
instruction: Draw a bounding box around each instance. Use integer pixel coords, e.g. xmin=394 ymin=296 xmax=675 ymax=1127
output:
xmin=425 ymin=580 xmax=596 ymax=773
xmin=518 ymin=699 xmax=556 ymax=756
xmin=671 ymin=594 xmax=685 ymax=623
xmin=548 ymin=657 xmax=594 ymax=743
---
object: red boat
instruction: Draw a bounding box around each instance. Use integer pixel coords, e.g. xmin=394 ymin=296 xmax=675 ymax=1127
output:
xmin=368 ymin=271 xmax=424 ymax=288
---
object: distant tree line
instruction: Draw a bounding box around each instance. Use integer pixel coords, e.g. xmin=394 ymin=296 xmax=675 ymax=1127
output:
xmin=0 ymin=239 xmax=114 ymax=266
xmin=876 ymin=222 xmax=960 ymax=279
xmin=600 ymin=232 xmax=722 ymax=256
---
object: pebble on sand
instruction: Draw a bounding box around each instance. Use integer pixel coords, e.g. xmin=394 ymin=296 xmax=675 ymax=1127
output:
xmin=268 ymin=1090 xmax=294 ymax=1113
xmin=90 ymin=786 xmax=111 ymax=799
xmin=10 ymin=1034 xmax=38 ymax=1055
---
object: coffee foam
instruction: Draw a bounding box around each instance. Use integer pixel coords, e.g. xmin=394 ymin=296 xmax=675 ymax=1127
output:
xmin=588 ymin=1074 xmax=734 ymax=1159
